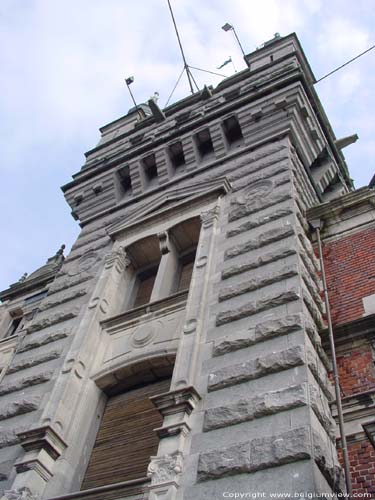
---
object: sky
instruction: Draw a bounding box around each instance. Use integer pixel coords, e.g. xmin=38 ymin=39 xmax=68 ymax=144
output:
xmin=0 ymin=0 xmax=374 ymax=293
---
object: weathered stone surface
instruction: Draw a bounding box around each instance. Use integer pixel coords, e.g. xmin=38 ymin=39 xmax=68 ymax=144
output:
xmin=302 ymin=288 xmax=324 ymax=330
xmin=38 ymin=288 xmax=87 ymax=311
xmin=0 ymin=429 xmax=24 ymax=450
xmin=18 ymin=330 xmax=69 ymax=353
xmin=213 ymin=314 xmax=303 ymax=356
xmin=219 ymin=265 xmax=298 ymax=302
xmin=7 ymin=350 xmax=61 ymax=374
xmin=0 ymin=371 xmax=53 ymax=396
xmin=47 ymin=273 xmax=94 ymax=295
xmin=197 ymin=441 xmax=250 ymax=481
xmin=71 ymin=230 xmax=108 ymax=251
xmin=251 ymin=427 xmax=311 ymax=471
xmin=231 ymin=166 xmax=290 ymax=194
xmin=0 ymin=397 xmax=40 ymax=421
xmin=216 ymin=289 xmax=300 ymax=326
xmin=0 ymin=459 xmax=13 ymax=481
xmin=229 ymin=190 xmax=292 ymax=222
xmin=208 ymin=345 xmax=305 ymax=391
xmin=307 ymin=346 xmax=334 ymax=400
xmin=224 ymin=226 xmax=294 ymax=260
xmin=309 ymin=381 xmax=335 ymax=440
xmin=222 ymin=246 xmax=296 ymax=280
xmin=313 ymin=431 xmax=344 ymax=492
xmin=227 ymin=207 xmax=294 ymax=237
xmin=197 ymin=426 xmax=311 ymax=481
xmin=204 ymin=384 xmax=307 ymax=431
xmin=27 ymin=309 xmax=79 ymax=334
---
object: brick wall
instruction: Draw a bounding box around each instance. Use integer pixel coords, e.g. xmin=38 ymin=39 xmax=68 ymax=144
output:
xmin=323 ymin=227 xmax=375 ymax=326
xmin=336 ymin=344 xmax=375 ymax=397
xmin=338 ymin=441 xmax=375 ymax=496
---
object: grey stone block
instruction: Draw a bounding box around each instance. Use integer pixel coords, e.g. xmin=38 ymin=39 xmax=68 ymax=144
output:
xmin=219 ymin=264 xmax=298 ymax=302
xmin=216 ymin=289 xmax=300 ymax=326
xmin=213 ymin=314 xmax=304 ymax=356
xmin=197 ymin=426 xmax=311 ymax=481
xmin=27 ymin=309 xmax=79 ymax=333
xmin=222 ymin=246 xmax=296 ymax=279
xmin=0 ymin=398 xmax=41 ymax=421
xmin=7 ymin=350 xmax=61 ymax=374
xmin=18 ymin=330 xmax=70 ymax=353
xmin=208 ymin=345 xmax=305 ymax=391
xmin=224 ymin=226 xmax=295 ymax=260
xmin=204 ymin=384 xmax=307 ymax=430
xmin=0 ymin=371 xmax=53 ymax=396
xmin=227 ymin=207 xmax=294 ymax=237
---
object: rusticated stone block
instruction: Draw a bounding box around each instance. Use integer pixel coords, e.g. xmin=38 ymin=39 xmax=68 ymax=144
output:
xmin=27 ymin=308 xmax=79 ymax=333
xmin=229 ymin=190 xmax=292 ymax=222
xmin=219 ymin=264 xmax=298 ymax=302
xmin=18 ymin=330 xmax=70 ymax=353
xmin=38 ymin=288 xmax=87 ymax=311
xmin=213 ymin=314 xmax=303 ymax=356
xmin=47 ymin=273 xmax=94 ymax=295
xmin=216 ymin=289 xmax=300 ymax=326
xmin=208 ymin=345 xmax=305 ymax=391
xmin=224 ymin=226 xmax=294 ymax=260
xmin=227 ymin=207 xmax=294 ymax=237
xmin=0 ymin=397 xmax=41 ymax=421
xmin=7 ymin=350 xmax=61 ymax=374
xmin=197 ymin=426 xmax=311 ymax=481
xmin=204 ymin=384 xmax=307 ymax=431
xmin=0 ymin=459 xmax=13 ymax=481
xmin=222 ymin=246 xmax=296 ymax=279
xmin=0 ymin=371 xmax=53 ymax=396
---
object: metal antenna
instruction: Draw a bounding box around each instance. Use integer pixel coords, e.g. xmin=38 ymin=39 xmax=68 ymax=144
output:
xmin=167 ymin=0 xmax=195 ymax=95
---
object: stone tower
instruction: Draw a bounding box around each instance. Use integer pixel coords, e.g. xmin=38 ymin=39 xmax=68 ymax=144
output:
xmin=0 ymin=33 xmax=374 ymax=500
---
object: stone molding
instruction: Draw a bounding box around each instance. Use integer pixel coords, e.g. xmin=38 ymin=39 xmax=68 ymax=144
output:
xmin=14 ymin=426 xmax=67 ymax=481
xmin=151 ymin=386 xmax=201 ymax=417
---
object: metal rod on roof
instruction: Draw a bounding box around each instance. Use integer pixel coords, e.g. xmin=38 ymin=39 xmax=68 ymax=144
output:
xmin=167 ymin=0 xmax=195 ymax=95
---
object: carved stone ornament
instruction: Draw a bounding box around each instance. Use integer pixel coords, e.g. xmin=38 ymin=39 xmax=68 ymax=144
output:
xmin=147 ymin=452 xmax=183 ymax=486
xmin=158 ymin=231 xmax=170 ymax=255
xmin=104 ymin=246 xmax=130 ymax=271
xmin=2 ymin=487 xmax=39 ymax=500
xmin=200 ymin=205 xmax=220 ymax=228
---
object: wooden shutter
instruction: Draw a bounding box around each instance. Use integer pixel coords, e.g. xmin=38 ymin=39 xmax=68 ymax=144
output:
xmin=81 ymin=378 xmax=170 ymax=490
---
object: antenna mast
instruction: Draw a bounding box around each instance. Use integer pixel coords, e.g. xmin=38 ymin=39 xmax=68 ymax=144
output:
xmin=167 ymin=0 xmax=195 ymax=95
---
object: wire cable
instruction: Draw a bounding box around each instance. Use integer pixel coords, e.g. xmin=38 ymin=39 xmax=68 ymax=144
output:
xmin=165 ymin=66 xmax=185 ymax=107
xmin=189 ymin=65 xmax=227 ymax=78
xmin=315 ymin=44 xmax=375 ymax=83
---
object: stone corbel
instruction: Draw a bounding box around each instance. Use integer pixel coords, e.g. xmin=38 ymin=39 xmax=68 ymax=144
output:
xmin=14 ymin=426 xmax=67 ymax=482
xmin=151 ymin=386 xmax=201 ymax=438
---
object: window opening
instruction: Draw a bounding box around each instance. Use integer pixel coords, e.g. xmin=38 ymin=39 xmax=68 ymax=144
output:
xmin=177 ymin=249 xmax=196 ymax=292
xmin=6 ymin=316 xmax=23 ymax=338
xmin=223 ymin=115 xmax=243 ymax=145
xmin=168 ymin=141 xmax=185 ymax=169
xmin=142 ymin=153 xmax=158 ymax=187
xmin=195 ymin=128 xmax=214 ymax=158
xmin=117 ymin=165 xmax=132 ymax=196
xmin=133 ymin=266 xmax=158 ymax=308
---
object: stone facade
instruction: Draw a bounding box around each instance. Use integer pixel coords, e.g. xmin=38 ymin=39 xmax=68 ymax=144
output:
xmin=0 ymin=32 xmax=373 ymax=499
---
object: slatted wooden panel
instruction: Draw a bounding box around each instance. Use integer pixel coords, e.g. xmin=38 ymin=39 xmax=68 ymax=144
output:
xmin=81 ymin=379 xmax=170 ymax=490
xmin=133 ymin=274 xmax=156 ymax=307
xmin=177 ymin=261 xmax=194 ymax=292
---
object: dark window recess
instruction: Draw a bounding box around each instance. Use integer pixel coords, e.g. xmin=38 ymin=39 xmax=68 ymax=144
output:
xmin=81 ymin=379 xmax=170 ymax=490
xmin=177 ymin=250 xmax=196 ymax=292
xmin=142 ymin=154 xmax=158 ymax=185
xmin=6 ymin=317 xmax=22 ymax=337
xmin=196 ymin=129 xmax=214 ymax=158
xmin=168 ymin=141 xmax=185 ymax=168
xmin=223 ymin=116 xmax=243 ymax=145
xmin=24 ymin=290 xmax=48 ymax=305
xmin=133 ymin=267 xmax=158 ymax=308
xmin=117 ymin=166 xmax=132 ymax=196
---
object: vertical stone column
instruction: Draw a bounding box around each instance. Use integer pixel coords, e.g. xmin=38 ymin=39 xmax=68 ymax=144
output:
xmin=147 ymin=199 xmax=223 ymax=500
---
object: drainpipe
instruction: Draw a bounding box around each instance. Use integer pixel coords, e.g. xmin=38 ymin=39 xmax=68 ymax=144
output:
xmin=310 ymin=219 xmax=352 ymax=498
